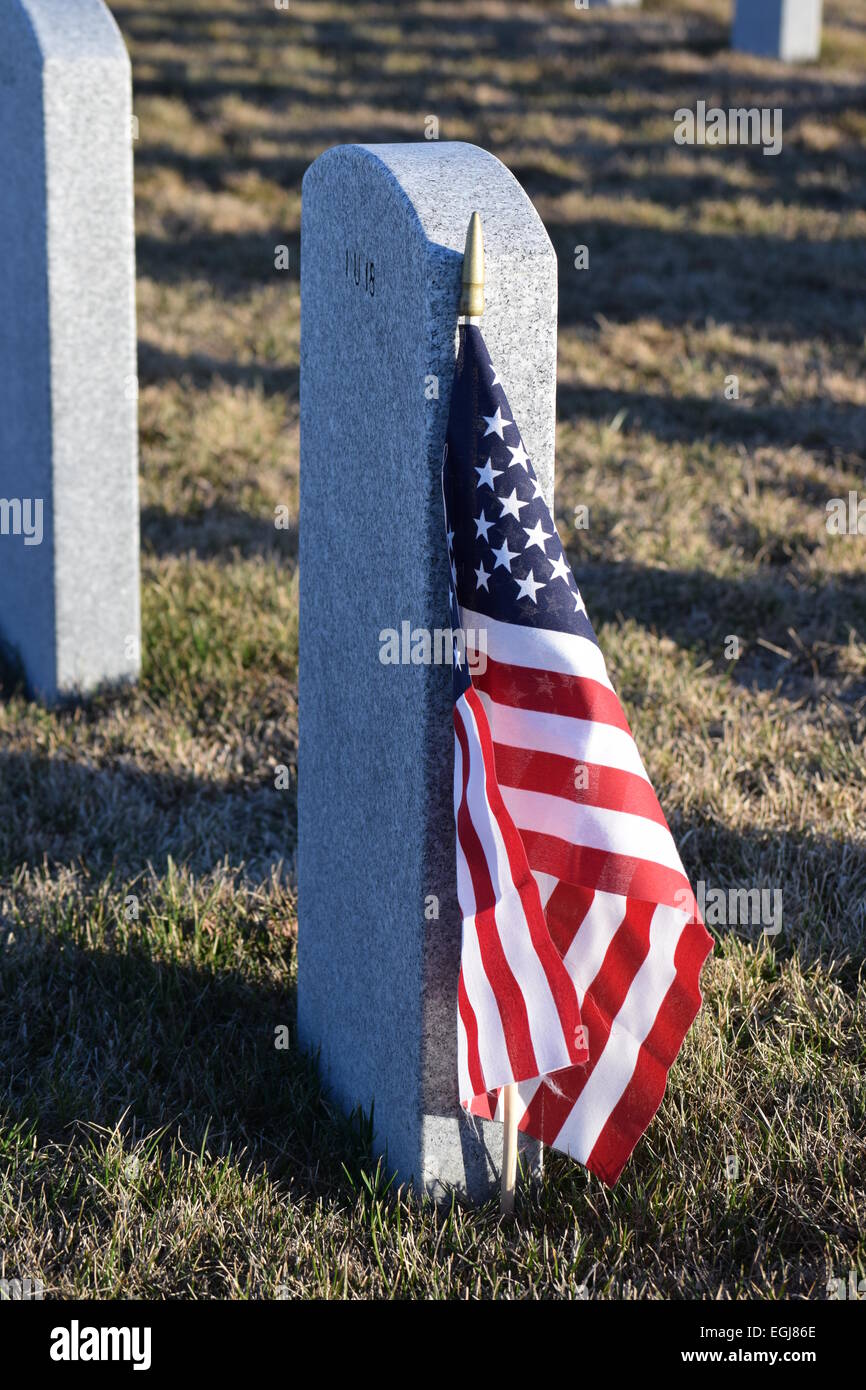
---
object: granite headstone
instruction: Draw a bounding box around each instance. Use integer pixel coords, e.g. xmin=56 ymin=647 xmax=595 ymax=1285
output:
xmin=732 ymin=0 xmax=823 ymax=62
xmin=0 ymin=0 xmax=140 ymax=702
xmin=298 ymin=142 xmax=558 ymax=1199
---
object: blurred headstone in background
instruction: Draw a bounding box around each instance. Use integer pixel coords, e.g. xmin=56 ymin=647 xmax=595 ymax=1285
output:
xmin=733 ymin=0 xmax=823 ymax=62
xmin=298 ymin=142 xmax=557 ymax=1200
xmin=0 ymin=0 xmax=140 ymax=703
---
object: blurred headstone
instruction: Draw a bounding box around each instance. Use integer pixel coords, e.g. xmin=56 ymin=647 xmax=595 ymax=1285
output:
xmin=298 ymin=142 xmax=557 ymax=1199
xmin=732 ymin=0 xmax=823 ymax=62
xmin=0 ymin=0 xmax=140 ymax=702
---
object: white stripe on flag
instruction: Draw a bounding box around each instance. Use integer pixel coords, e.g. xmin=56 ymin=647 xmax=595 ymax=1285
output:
xmin=501 ymin=786 xmax=688 ymax=876
xmin=477 ymin=691 xmax=651 ymax=781
xmin=532 ymin=871 xmax=559 ymax=911
xmin=552 ymin=903 xmax=689 ymax=1162
xmin=562 ymin=890 xmax=628 ymax=1006
xmin=461 ymin=605 xmax=612 ymax=689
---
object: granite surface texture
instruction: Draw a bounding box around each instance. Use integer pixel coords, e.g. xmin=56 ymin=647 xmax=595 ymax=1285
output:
xmin=0 ymin=0 xmax=140 ymax=702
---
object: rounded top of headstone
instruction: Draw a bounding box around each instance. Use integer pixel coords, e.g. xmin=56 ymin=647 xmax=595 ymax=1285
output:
xmin=4 ymin=0 xmax=128 ymax=63
xmin=303 ymin=142 xmax=553 ymax=263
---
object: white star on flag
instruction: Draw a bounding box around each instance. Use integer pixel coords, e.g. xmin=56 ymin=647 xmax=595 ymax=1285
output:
xmin=482 ymin=407 xmax=511 ymax=439
xmin=475 ymin=458 xmax=503 ymax=490
xmin=514 ymin=568 xmax=546 ymax=603
xmin=508 ymin=441 xmax=531 ymax=471
xmin=522 ymin=519 xmax=553 ymax=552
xmin=499 ymin=488 xmax=528 ymax=521
xmin=547 ymin=552 xmax=571 ymax=583
xmin=491 ymin=538 xmax=519 ymax=572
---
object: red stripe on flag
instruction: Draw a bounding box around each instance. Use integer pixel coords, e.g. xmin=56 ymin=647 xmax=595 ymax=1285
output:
xmin=473 ymin=657 xmax=632 ymax=733
xmin=546 ymin=882 xmax=596 ymax=961
xmin=468 ymin=1088 xmax=500 ymax=1122
xmin=457 ymin=967 xmax=486 ymax=1104
xmin=519 ymin=829 xmax=692 ymax=909
xmin=492 ymin=743 xmax=668 ymax=827
xmin=584 ymin=900 xmax=655 ymax=1030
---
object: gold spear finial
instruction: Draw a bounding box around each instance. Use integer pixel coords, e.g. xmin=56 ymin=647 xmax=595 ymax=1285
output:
xmin=459 ymin=211 xmax=484 ymax=318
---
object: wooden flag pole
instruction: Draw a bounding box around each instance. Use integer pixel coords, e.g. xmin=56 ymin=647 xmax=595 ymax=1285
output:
xmin=459 ymin=211 xmax=520 ymax=1218
xmin=501 ymin=1083 xmax=519 ymax=1217
xmin=459 ymin=212 xmax=520 ymax=1215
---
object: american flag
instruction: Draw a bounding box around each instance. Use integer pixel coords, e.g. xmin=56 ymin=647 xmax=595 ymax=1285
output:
xmin=443 ymin=324 xmax=713 ymax=1186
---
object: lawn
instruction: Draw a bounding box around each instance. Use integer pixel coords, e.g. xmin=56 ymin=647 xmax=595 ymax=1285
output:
xmin=0 ymin=0 xmax=864 ymax=1299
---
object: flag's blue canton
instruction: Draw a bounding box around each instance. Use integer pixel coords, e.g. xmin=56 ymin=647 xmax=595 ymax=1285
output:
xmin=443 ymin=325 xmax=597 ymax=700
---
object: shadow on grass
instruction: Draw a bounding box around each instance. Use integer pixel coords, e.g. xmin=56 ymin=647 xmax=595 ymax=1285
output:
xmin=567 ymin=556 xmax=866 ymax=703
xmin=557 ymin=378 xmax=866 ymax=453
xmin=138 ymin=341 xmax=299 ymax=401
xmin=549 ymin=219 xmax=866 ymax=347
xmin=672 ymin=814 xmax=866 ymax=974
xmin=0 ymin=751 xmax=295 ymax=884
xmin=135 ymin=230 xmax=300 ymax=291
xmin=0 ymin=928 xmax=365 ymax=1197
xmin=140 ymin=503 xmax=298 ymax=562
